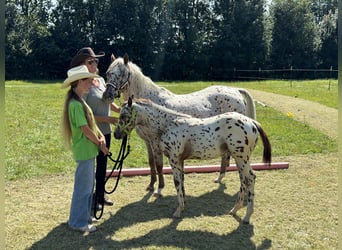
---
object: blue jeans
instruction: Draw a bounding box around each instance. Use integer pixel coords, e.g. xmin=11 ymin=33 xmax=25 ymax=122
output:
xmin=68 ymin=158 xmax=95 ymax=228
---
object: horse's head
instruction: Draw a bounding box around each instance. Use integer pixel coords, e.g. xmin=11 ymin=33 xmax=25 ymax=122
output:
xmin=102 ymin=53 xmax=131 ymax=104
xmin=114 ymin=97 xmax=136 ymax=139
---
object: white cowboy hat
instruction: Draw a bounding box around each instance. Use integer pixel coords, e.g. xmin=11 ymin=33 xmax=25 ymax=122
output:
xmin=62 ymin=65 xmax=100 ymax=88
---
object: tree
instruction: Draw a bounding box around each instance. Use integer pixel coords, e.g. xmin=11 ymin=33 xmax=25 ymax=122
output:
xmin=161 ymin=0 xmax=213 ymax=80
xmin=5 ymin=0 xmax=53 ymax=79
xmin=311 ymin=0 xmax=338 ymax=69
xmin=210 ymin=0 xmax=267 ymax=80
xmin=5 ymin=0 xmax=338 ymax=80
xmin=269 ymin=0 xmax=319 ymax=70
xmin=317 ymin=9 xmax=337 ymax=69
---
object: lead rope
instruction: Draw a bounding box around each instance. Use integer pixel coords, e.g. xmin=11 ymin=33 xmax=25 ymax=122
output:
xmin=93 ymin=135 xmax=130 ymax=219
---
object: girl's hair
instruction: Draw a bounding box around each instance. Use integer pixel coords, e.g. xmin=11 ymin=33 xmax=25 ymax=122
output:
xmin=62 ymin=81 xmax=95 ymax=148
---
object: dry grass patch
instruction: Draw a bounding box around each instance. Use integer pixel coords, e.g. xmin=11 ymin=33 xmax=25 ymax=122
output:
xmin=5 ymin=153 xmax=337 ymax=250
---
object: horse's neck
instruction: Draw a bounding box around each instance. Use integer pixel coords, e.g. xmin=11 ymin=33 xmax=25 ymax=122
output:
xmin=127 ymin=68 xmax=171 ymax=99
xmin=136 ymin=103 xmax=177 ymax=128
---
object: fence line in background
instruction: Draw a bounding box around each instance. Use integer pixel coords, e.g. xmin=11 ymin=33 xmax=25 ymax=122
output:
xmin=232 ymin=66 xmax=337 ymax=90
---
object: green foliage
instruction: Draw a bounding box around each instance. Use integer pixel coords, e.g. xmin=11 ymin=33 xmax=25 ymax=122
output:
xmin=5 ymin=80 xmax=337 ymax=181
xmin=4 ymin=0 xmax=338 ymax=80
xmin=269 ymin=0 xmax=318 ymax=68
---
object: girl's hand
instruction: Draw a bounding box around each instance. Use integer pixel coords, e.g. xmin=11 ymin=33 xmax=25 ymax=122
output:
xmin=99 ymin=142 xmax=109 ymax=155
xmin=98 ymin=136 xmax=106 ymax=145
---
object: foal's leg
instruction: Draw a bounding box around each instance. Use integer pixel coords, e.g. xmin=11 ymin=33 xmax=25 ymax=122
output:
xmin=153 ymin=151 xmax=165 ymax=197
xmin=229 ymin=167 xmax=245 ymax=216
xmin=145 ymin=143 xmax=157 ymax=192
xmin=229 ymin=160 xmax=256 ymax=224
xmin=215 ymin=153 xmax=230 ymax=183
xmin=170 ymin=159 xmax=185 ymax=218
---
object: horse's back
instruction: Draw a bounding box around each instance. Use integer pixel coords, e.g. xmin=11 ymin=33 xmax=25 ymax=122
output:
xmin=161 ymin=85 xmax=247 ymax=117
xmin=161 ymin=112 xmax=259 ymax=161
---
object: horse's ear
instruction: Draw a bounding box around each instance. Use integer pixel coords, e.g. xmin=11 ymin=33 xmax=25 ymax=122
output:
xmin=111 ymin=54 xmax=116 ymax=62
xmin=123 ymin=53 xmax=129 ymax=64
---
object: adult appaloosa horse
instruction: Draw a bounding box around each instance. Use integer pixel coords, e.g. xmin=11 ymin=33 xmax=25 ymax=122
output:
xmin=114 ymin=97 xmax=271 ymax=224
xmin=103 ymin=54 xmax=257 ymax=196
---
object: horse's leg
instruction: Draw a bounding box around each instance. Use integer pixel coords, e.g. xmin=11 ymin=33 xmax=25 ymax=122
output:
xmin=241 ymin=165 xmax=256 ymax=224
xmin=229 ymin=160 xmax=256 ymax=224
xmin=153 ymin=151 xmax=165 ymax=198
xmin=215 ymin=153 xmax=230 ymax=183
xmin=170 ymin=159 xmax=185 ymax=218
xmin=229 ymin=167 xmax=245 ymax=216
xmin=145 ymin=142 xmax=156 ymax=192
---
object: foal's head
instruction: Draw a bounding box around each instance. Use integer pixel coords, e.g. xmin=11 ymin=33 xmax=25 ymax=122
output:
xmin=103 ymin=53 xmax=130 ymax=103
xmin=114 ymin=97 xmax=136 ymax=139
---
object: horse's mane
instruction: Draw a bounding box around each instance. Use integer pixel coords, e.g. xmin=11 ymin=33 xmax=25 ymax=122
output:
xmin=134 ymin=98 xmax=192 ymax=118
xmin=114 ymin=57 xmax=172 ymax=95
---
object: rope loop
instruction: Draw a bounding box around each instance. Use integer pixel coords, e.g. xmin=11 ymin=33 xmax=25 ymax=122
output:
xmin=93 ymin=135 xmax=130 ymax=219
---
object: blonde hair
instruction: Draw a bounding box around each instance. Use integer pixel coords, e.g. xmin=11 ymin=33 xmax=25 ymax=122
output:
xmin=62 ymin=81 xmax=95 ymax=148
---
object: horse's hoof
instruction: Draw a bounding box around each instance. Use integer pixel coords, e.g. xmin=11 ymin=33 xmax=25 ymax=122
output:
xmin=214 ymin=174 xmax=224 ymax=183
xmin=228 ymin=210 xmax=234 ymax=215
xmin=153 ymin=192 xmax=162 ymax=198
xmin=173 ymin=211 xmax=181 ymax=218
xmin=146 ymin=186 xmax=154 ymax=192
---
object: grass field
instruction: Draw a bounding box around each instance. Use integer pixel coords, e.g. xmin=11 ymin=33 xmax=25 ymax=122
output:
xmin=5 ymin=79 xmax=338 ymax=249
xmin=5 ymin=79 xmax=337 ymax=180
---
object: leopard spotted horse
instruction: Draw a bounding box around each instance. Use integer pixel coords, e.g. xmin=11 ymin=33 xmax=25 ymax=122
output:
xmin=114 ymin=97 xmax=271 ymax=224
xmin=103 ymin=54 xmax=257 ymax=197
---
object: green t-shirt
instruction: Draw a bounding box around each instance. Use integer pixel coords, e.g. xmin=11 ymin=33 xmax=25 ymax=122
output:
xmin=69 ymin=99 xmax=99 ymax=161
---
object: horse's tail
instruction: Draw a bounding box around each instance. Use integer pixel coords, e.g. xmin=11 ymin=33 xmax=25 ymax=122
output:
xmin=239 ymin=88 xmax=256 ymax=120
xmin=253 ymin=121 xmax=271 ymax=165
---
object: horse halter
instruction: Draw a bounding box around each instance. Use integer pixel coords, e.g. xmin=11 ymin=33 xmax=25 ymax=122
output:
xmin=107 ymin=71 xmax=132 ymax=93
xmin=116 ymin=105 xmax=137 ymax=136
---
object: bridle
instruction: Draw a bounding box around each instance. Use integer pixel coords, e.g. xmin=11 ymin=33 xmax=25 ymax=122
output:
xmin=106 ymin=71 xmax=131 ymax=94
xmin=115 ymin=105 xmax=137 ymax=136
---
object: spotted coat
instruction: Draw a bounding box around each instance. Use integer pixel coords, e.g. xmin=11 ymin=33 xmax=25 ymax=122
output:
xmin=114 ymin=98 xmax=271 ymax=224
xmin=104 ymin=55 xmax=257 ymax=195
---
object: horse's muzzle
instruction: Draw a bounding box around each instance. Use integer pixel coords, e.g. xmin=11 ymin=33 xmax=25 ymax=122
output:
xmin=102 ymin=88 xmax=120 ymax=104
xmin=114 ymin=129 xmax=125 ymax=140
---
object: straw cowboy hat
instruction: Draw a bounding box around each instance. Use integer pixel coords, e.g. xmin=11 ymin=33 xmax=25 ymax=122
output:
xmin=62 ymin=65 xmax=100 ymax=89
xmin=70 ymin=47 xmax=105 ymax=68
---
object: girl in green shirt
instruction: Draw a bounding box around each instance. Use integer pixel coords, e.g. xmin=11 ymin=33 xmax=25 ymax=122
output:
xmin=62 ymin=65 xmax=109 ymax=233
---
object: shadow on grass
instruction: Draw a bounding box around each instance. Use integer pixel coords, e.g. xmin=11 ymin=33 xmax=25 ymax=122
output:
xmin=29 ymin=184 xmax=272 ymax=250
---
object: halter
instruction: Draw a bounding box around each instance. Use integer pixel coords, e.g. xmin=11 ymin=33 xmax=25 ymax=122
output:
xmin=107 ymin=71 xmax=132 ymax=92
xmin=115 ymin=104 xmax=137 ymax=136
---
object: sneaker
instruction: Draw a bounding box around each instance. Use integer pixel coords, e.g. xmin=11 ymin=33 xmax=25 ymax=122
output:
xmin=88 ymin=217 xmax=98 ymax=224
xmin=70 ymin=224 xmax=97 ymax=233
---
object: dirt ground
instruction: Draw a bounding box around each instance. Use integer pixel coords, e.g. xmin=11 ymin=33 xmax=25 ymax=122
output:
xmin=5 ymin=90 xmax=338 ymax=249
xmin=248 ymin=89 xmax=338 ymax=139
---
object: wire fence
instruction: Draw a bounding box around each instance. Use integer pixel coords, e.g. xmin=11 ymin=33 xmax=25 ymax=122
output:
xmin=232 ymin=66 xmax=337 ymax=89
xmin=233 ymin=66 xmax=337 ymax=80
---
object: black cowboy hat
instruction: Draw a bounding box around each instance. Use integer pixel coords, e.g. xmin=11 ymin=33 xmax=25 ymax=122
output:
xmin=70 ymin=47 xmax=105 ymax=68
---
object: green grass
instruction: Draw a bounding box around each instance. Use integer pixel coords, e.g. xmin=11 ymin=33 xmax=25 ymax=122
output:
xmin=5 ymin=80 xmax=337 ymax=181
xmin=5 ymin=80 xmax=338 ymax=249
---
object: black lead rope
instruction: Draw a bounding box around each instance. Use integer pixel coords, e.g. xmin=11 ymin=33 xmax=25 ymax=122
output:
xmin=93 ymin=135 xmax=130 ymax=219
xmin=105 ymin=135 xmax=130 ymax=193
